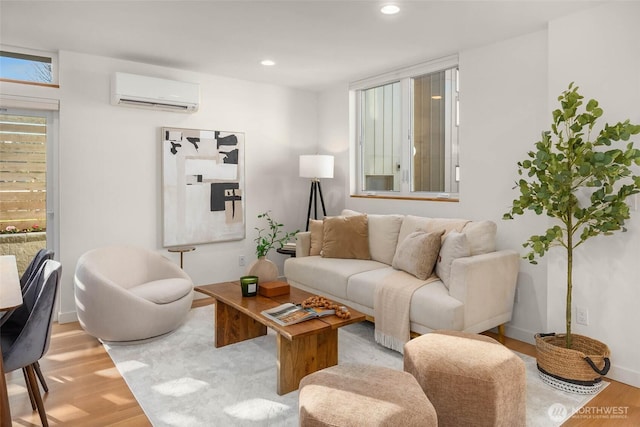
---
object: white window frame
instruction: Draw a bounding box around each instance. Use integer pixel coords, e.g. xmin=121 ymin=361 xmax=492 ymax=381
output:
xmin=350 ymin=55 xmax=459 ymax=199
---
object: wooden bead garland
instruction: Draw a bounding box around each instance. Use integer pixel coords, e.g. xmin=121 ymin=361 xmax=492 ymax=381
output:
xmin=301 ymin=295 xmax=351 ymax=319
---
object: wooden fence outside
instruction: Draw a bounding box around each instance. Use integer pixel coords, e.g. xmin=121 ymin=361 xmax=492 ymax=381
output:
xmin=0 ymin=114 xmax=47 ymax=232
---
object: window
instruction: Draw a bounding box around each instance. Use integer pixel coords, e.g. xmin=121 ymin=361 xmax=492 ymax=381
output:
xmin=360 ymin=81 xmax=402 ymax=191
xmin=0 ymin=46 xmax=58 ymax=86
xmin=352 ymin=56 xmax=459 ymax=199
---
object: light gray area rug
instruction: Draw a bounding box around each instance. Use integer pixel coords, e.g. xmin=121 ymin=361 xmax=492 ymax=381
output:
xmin=105 ymin=305 xmax=605 ymax=426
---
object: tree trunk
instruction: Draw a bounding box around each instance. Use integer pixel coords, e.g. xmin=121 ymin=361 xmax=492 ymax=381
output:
xmin=566 ymin=244 xmax=573 ymax=349
xmin=566 ymin=212 xmax=573 ymax=349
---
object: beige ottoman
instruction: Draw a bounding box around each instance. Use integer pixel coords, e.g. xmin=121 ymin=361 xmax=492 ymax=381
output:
xmin=404 ymin=330 xmax=526 ymax=427
xmin=298 ymin=364 xmax=437 ymax=426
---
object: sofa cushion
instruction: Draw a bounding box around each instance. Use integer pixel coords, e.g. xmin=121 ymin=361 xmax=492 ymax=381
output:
xmin=422 ymin=218 xmax=470 ymax=236
xmin=347 ymin=267 xmax=416 ymax=309
xmin=309 ymin=219 xmax=323 ymax=256
xmin=368 ymin=214 xmax=404 ymax=265
xmin=392 ymin=230 xmax=444 ymax=280
xmin=397 ymin=215 xmax=432 ymax=247
xmin=397 ymin=216 xmax=469 ymax=251
xmin=436 ymin=231 xmax=470 ymax=289
xmin=397 ymin=216 xmax=495 ymax=257
xmin=322 ymin=215 xmax=371 ymax=260
xmin=347 ymin=269 xmax=464 ymax=330
xmin=341 ymin=209 xmax=361 ymax=217
xmin=284 ymin=256 xmax=386 ymax=299
xmin=341 ymin=209 xmax=403 ymax=265
xmin=129 ymin=278 xmax=193 ymax=304
xmin=461 ymin=221 xmax=497 ymax=255
xmin=410 ymin=281 xmax=464 ymax=331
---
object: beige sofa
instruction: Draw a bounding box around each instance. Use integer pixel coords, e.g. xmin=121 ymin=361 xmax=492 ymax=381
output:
xmin=284 ymin=210 xmax=519 ymax=336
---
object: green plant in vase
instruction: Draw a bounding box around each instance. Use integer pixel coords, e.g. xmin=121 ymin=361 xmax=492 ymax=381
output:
xmin=503 ymin=83 xmax=640 ymax=387
xmin=504 ymin=83 xmax=640 ymax=348
xmin=248 ymin=211 xmax=299 ymax=284
xmin=254 ymin=211 xmax=299 ymax=258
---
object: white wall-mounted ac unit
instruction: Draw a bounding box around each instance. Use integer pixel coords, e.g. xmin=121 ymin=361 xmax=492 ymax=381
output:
xmin=110 ymin=72 xmax=200 ymax=113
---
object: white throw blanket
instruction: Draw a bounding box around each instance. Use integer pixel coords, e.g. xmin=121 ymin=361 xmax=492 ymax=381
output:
xmin=374 ymin=270 xmax=439 ymax=353
xmin=375 ymin=218 xmax=469 ymax=353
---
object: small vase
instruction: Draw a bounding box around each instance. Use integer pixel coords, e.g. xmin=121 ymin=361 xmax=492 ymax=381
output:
xmin=247 ymin=256 xmax=278 ymax=283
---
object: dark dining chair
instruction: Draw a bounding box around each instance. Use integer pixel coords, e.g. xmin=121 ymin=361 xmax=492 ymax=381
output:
xmin=21 ymin=249 xmax=55 ymax=288
xmin=0 ymin=249 xmax=54 ymax=326
xmin=0 ymin=248 xmax=55 ymax=402
xmin=0 ymin=249 xmax=53 ymax=326
xmin=1 ymin=259 xmax=61 ymax=427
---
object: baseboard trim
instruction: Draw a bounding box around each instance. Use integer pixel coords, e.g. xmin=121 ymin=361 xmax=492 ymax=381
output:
xmin=58 ymin=310 xmax=78 ymax=324
xmin=608 ymin=365 xmax=640 ymax=388
xmin=504 ymin=324 xmax=537 ymax=345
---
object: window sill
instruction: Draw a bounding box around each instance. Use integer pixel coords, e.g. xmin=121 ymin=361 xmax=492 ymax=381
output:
xmin=0 ymin=78 xmax=59 ymax=88
xmin=350 ymin=194 xmax=459 ymax=203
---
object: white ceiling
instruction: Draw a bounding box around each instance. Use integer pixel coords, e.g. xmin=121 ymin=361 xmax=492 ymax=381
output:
xmin=1 ymin=1 xmax=602 ymax=92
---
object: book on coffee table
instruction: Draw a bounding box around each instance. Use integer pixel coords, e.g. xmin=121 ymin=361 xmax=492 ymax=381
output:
xmin=261 ymin=303 xmax=335 ymax=326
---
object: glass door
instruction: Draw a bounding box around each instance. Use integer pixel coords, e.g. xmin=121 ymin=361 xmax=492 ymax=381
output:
xmin=0 ymin=108 xmax=57 ymax=271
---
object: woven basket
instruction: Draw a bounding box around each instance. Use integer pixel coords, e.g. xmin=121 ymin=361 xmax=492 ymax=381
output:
xmin=535 ymin=333 xmax=610 ymax=385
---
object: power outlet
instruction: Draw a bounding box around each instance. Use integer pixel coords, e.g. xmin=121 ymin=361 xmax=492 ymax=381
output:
xmin=576 ymin=306 xmax=589 ymax=326
xmin=238 ymin=255 xmax=246 ymax=267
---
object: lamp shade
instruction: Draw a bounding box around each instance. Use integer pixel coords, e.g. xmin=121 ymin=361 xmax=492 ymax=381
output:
xmin=299 ymin=155 xmax=334 ymax=179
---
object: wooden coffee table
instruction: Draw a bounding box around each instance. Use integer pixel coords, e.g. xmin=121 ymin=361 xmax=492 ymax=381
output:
xmin=195 ymin=281 xmax=365 ymax=395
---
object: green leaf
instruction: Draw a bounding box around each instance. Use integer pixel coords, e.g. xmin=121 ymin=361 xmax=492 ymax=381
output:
xmin=505 ymin=82 xmax=640 ymax=276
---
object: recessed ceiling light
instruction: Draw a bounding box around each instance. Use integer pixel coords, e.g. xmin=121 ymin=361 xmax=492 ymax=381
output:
xmin=380 ymin=4 xmax=400 ymax=15
xmin=261 ymin=59 xmax=276 ymax=66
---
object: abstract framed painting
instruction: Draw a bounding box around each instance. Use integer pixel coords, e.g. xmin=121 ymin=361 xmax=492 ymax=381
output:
xmin=162 ymin=127 xmax=245 ymax=246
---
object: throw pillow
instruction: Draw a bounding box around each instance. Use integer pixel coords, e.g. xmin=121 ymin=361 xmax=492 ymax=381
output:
xmin=321 ymin=214 xmax=371 ymax=260
xmin=367 ymin=214 xmax=404 ymax=265
xmin=341 ymin=209 xmax=362 ymax=216
xmin=343 ymin=209 xmax=403 ymax=264
xmin=392 ymin=230 xmax=444 ymax=280
xmin=309 ymin=219 xmax=323 ymax=256
xmin=435 ymin=231 xmax=470 ymax=289
xmin=460 ymin=220 xmax=497 ymax=255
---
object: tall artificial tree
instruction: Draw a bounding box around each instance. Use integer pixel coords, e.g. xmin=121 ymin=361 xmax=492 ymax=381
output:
xmin=504 ymin=83 xmax=640 ymax=348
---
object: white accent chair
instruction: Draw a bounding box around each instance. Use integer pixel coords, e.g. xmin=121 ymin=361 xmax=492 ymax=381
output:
xmin=74 ymin=245 xmax=194 ymax=343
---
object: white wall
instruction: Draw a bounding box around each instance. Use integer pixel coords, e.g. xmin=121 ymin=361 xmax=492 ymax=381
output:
xmin=2 ymin=50 xmax=318 ymax=321
xmin=316 ymin=84 xmax=350 ymax=217
xmin=458 ymin=30 xmax=550 ymax=339
xmin=547 ymin=1 xmax=640 ymax=388
xmin=318 ymin=2 xmax=640 ymax=387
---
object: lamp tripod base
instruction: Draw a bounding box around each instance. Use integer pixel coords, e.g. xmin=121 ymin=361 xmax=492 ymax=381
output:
xmin=306 ymin=179 xmax=327 ymax=231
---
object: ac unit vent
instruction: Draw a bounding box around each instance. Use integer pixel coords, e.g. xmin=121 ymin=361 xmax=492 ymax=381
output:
xmin=111 ymin=72 xmax=200 ymax=113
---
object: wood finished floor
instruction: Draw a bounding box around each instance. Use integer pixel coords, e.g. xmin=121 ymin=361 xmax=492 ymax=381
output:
xmin=6 ymin=299 xmax=640 ymax=426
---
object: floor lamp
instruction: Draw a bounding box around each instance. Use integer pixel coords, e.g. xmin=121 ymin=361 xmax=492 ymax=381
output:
xmin=299 ymin=155 xmax=334 ymax=231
